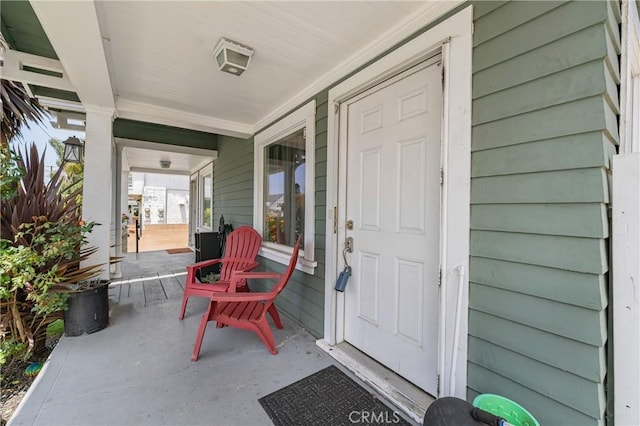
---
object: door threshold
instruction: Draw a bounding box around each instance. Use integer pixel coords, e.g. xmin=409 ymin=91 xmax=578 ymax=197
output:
xmin=317 ymin=339 xmax=434 ymax=424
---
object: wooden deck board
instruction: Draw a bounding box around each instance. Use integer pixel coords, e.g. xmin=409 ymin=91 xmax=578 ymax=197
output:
xmin=160 ymin=275 xmax=184 ymax=299
xmin=143 ymin=279 xmax=167 ymax=305
xmin=119 ymin=280 xmax=145 ymax=306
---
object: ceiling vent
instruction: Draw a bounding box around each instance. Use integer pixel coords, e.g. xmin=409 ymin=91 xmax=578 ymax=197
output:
xmin=213 ymin=38 xmax=254 ymax=76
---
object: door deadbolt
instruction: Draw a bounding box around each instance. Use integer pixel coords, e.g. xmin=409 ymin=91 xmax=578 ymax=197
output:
xmin=346 ymin=220 xmax=354 ymax=230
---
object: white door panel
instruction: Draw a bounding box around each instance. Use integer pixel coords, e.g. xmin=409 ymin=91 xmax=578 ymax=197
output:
xmin=343 ymin=60 xmax=442 ymax=394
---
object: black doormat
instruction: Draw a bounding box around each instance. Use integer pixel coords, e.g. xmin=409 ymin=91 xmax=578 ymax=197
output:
xmin=259 ymin=365 xmax=412 ymax=426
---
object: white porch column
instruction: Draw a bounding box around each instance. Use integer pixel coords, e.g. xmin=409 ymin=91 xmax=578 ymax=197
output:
xmin=613 ymin=153 xmax=640 ymax=426
xmin=82 ymin=107 xmax=115 ymax=280
xmin=119 ymin=147 xmax=130 ymax=255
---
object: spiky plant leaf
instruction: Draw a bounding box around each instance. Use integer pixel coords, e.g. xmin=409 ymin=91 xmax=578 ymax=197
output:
xmin=1 ymin=79 xmax=48 ymax=147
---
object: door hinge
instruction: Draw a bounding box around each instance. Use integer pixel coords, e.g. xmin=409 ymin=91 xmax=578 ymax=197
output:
xmin=334 ymin=102 xmax=339 ymax=115
xmin=441 ymin=63 xmax=445 ymax=87
xmin=333 ymin=206 xmax=338 ymax=234
xmin=438 ymin=269 xmax=442 ymax=287
xmin=436 ymin=374 xmax=441 ymax=396
xmin=440 ymin=168 xmax=444 ymax=185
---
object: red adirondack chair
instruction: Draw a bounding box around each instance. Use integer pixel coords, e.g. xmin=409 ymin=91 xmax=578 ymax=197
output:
xmin=191 ymin=237 xmax=301 ymax=361
xmin=178 ymin=226 xmax=262 ymax=320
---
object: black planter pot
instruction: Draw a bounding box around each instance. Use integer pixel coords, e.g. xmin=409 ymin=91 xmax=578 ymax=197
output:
xmin=63 ymin=280 xmax=110 ymax=337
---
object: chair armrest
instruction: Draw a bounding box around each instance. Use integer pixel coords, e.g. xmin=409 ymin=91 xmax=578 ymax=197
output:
xmin=231 ymin=271 xmax=283 ymax=280
xmin=187 ymin=258 xmax=223 ymax=272
xmin=228 ymin=271 xmax=283 ymax=292
xmin=211 ymin=291 xmax=272 ymax=303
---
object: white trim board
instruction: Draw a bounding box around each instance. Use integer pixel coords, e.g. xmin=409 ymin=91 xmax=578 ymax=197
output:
xmin=616 ymin=3 xmax=640 ymax=424
xmin=322 ymin=6 xmax=472 ymax=399
xmin=116 ymin=98 xmax=254 ymax=139
xmin=613 ymin=153 xmax=640 ymax=426
xmin=115 ymin=137 xmax=218 ymax=158
xmin=2 ymin=49 xmax=74 ymax=92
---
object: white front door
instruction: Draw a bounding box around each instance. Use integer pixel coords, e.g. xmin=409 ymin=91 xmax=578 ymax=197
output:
xmin=342 ymin=59 xmax=442 ymax=394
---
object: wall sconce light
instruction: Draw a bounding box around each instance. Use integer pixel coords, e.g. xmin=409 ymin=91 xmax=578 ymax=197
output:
xmin=160 ymin=160 xmax=171 ymax=169
xmin=62 ymin=136 xmax=84 ymax=163
xmin=213 ymin=38 xmax=254 ymax=76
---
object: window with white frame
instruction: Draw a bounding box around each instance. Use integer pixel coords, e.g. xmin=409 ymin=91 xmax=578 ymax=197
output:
xmin=254 ymin=100 xmax=317 ymax=273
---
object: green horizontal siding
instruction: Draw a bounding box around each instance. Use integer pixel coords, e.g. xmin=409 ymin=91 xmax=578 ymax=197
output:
xmin=470 ymin=283 xmax=606 ymax=347
xmin=469 ymin=257 xmax=607 ymax=310
xmin=469 ymin=310 xmax=606 ymax=382
xmin=468 ymin=2 xmax=616 ymax=423
xmin=474 ymin=24 xmax=610 ymax=99
xmin=474 ymin=1 xmax=567 ymax=47
xmin=473 ymin=97 xmax=615 ymax=150
xmin=471 ymin=168 xmax=609 ymax=204
xmin=468 ymin=364 xmax=602 ymax=425
xmin=474 ymin=1 xmax=606 ymax=72
xmin=473 ymin=60 xmax=610 ymax=125
xmin=471 ymin=203 xmax=608 ymax=238
xmin=314 ymin=92 xmax=328 ymax=283
xmin=469 ymin=337 xmax=605 ymax=418
xmin=473 ymin=1 xmax=509 ymax=20
xmin=471 ymin=132 xmax=613 ymax=177
xmin=213 ymin=135 xmax=254 ymax=227
xmin=471 ymin=231 xmax=607 ymax=274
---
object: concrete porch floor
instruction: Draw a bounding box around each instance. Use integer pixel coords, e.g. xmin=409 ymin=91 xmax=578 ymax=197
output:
xmin=8 ymin=250 xmax=340 ymax=426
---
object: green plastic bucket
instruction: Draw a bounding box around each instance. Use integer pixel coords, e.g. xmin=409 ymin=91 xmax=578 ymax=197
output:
xmin=472 ymin=394 xmax=540 ymax=426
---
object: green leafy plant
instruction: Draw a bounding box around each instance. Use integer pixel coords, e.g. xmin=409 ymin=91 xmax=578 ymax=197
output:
xmin=0 ymin=217 xmax=102 ymax=365
xmin=0 ymin=144 xmax=103 ymax=364
xmin=0 ymin=145 xmax=24 ymax=201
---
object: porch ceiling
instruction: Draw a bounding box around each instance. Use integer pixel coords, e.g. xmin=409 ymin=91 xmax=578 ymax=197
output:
xmin=2 ymin=1 xmax=428 ymax=139
xmin=116 ymin=138 xmax=212 ymax=175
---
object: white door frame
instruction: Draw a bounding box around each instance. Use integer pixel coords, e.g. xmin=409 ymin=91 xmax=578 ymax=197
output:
xmin=322 ymin=6 xmax=472 ymax=398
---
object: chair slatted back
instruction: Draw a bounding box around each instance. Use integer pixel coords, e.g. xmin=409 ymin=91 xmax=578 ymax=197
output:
xmin=219 ymin=226 xmax=262 ymax=282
